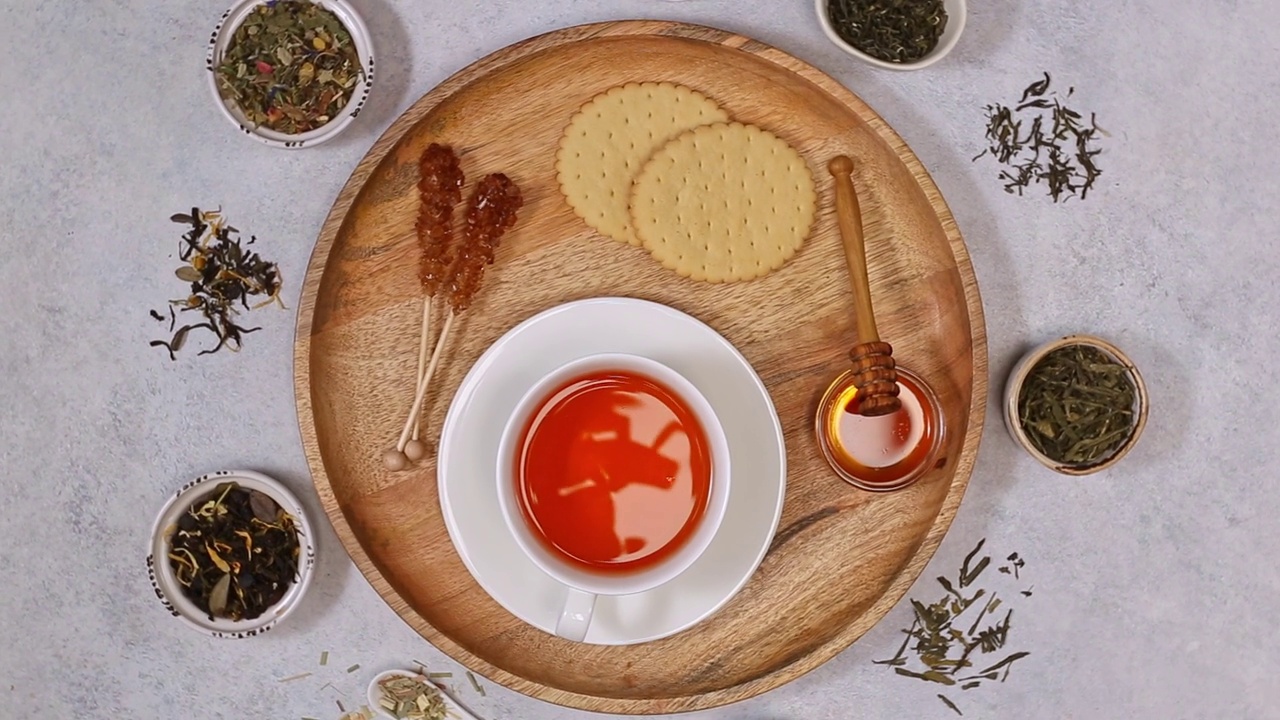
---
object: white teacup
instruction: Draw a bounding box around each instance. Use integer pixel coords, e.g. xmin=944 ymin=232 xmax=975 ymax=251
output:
xmin=496 ymin=353 xmax=732 ymax=642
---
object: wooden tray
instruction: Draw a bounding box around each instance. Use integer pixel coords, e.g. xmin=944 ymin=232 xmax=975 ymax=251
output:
xmin=295 ymin=20 xmax=987 ymax=714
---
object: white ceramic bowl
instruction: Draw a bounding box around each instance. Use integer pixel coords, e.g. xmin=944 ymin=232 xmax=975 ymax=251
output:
xmin=146 ymin=470 xmax=316 ymax=638
xmin=816 ymin=0 xmax=967 ymax=71
xmin=205 ymin=0 xmax=376 ymax=148
xmin=1003 ymin=335 xmax=1149 ymax=476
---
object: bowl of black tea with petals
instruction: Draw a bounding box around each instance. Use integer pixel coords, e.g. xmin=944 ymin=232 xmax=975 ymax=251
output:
xmin=147 ymin=470 xmax=316 ymax=637
xmin=816 ymin=0 xmax=967 ymax=71
xmin=1003 ymin=335 xmax=1148 ymax=475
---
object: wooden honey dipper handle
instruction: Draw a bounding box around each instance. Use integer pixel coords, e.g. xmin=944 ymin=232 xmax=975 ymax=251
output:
xmin=828 ymin=155 xmax=901 ymax=417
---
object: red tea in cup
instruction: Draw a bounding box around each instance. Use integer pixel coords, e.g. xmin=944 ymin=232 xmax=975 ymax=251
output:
xmin=513 ymin=370 xmax=712 ymax=575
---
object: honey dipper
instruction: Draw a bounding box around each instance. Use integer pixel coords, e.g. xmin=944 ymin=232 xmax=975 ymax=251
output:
xmin=828 ymin=155 xmax=901 ymax=417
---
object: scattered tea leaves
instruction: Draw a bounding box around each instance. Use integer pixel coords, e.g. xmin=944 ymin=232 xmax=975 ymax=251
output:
xmin=168 ymin=482 xmax=300 ymax=620
xmin=279 ymin=673 xmax=313 ymax=683
xmin=974 ymin=73 xmax=1104 ymax=201
xmin=150 ymin=208 xmax=283 ymax=359
xmin=1017 ymin=344 xmax=1137 ymax=466
xmin=876 ymin=539 xmax=1032 ymax=715
xmin=215 ymin=0 xmax=363 ymax=134
xmin=320 ymin=651 xmax=329 ymax=666
xmin=426 ymin=672 xmax=452 ymax=679
xmin=826 ymin=0 xmax=948 ymax=64
xmin=346 ymin=664 xmax=361 ymax=674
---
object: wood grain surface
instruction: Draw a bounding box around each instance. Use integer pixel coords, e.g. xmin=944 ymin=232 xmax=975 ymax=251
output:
xmin=294 ymin=20 xmax=988 ymax=714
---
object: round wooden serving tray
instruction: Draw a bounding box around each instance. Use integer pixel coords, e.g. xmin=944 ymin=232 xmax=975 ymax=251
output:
xmin=295 ymin=20 xmax=987 ymax=714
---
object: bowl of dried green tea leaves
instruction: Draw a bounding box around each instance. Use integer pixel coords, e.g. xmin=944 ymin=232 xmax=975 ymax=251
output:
xmin=206 ymin=0 xmax=374 ymax=148
xmin=817 ymin=0 xmax=967 ymax=70
xmin=1003 ymin=335 xmax=1149 ymax=475
xmin=147 ymin=470 xmax=316 ymax=637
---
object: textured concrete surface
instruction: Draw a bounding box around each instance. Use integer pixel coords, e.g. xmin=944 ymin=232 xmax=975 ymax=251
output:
xmin=2 ymin=1 xmax=1278 ymax=718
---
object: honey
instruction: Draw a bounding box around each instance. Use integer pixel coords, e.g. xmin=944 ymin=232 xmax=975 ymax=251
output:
xmin=816 ymin=365 xmax=944 ymax=491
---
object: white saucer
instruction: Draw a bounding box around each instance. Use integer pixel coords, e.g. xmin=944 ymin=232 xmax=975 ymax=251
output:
xmin=438 ymin=297 xmax=786 ymax=645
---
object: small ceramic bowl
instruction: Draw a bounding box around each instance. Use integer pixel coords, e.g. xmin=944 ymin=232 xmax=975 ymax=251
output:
xmin=147 ymin=469 xmax=316 ymax=638
xmin=816 ymin=0 xmax=967 ymax=71
xmin=206 ymin=0 xmax=376 ymax=148
xmin=1003 ymin=334 xmax=1149 ymax=475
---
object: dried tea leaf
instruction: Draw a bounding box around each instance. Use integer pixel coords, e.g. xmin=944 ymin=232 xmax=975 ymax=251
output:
xmin=976 ymin=73 xmax=1104 ymax=201
xmin=249 ymin=490 xmax=281 ymax=523
xmin=825 ymin=0 xmax=947 ymax=64
xmin=214 ymin=0 xmax=363 ymax=134
xmin=978 ymin=651 xmax=1030 ymax=676
xmin=376 ymin=674 xmax=448 ymax=720
xmin=1018 ymin=345 xmax=1135 ymax=464
xmin=206 ymin=544 xmax=232 ymax=573
xmin=167 ymin=483 xmax=299 ymax=621
xmin=938 ymin=694 xmax=963 ymax=716
xmin=151 ymin=208 xmax=283 ymax=359
xmin=208 ymin=573 xmax=232 ymax=617
xmin=879 ymin=539 xmax=1032 ymax=708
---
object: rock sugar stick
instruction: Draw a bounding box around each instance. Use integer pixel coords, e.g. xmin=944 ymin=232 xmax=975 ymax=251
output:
xmin=391 ymin=173 xmax=524 ymax=469
xmin=382 ymin=143 xmax=464 ymax=471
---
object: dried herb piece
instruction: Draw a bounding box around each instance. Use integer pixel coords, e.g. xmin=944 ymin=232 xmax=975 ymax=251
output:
xmin=215 ymin=0 xmax=363 ymax=134
xmin=167 ymin=482 xmax=301 ymax=621
xmin=877 ymin=539 xmax=1032 ymax=715
xmin=466 ymin=670 xmax=485 ymax=696
xmin=150 ymin=208 xmax=283 ymax=359
xmin=376 ymin=674 xmax=448 ymax=720
xmin=974 ymin=73 xmax=1104 ymax=201
xmin=826 ymin=0 xmax=948 ymax=64
xmin=1017 ymin=344 xmax=1136 ymax=466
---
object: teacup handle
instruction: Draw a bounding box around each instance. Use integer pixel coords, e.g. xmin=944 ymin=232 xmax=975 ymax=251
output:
xmin=554 ymin=588 xmax=597 ymax=642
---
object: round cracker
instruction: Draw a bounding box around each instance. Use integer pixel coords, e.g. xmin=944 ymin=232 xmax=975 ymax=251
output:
xmin=629 ymin=122 xmax=817 ymax=283
xmin=556 ymin=82 xmax=729 ymax=245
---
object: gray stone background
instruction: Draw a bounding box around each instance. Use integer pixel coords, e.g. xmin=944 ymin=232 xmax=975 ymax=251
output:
xmin=2 ymin=0 xmax=1277 ymax=718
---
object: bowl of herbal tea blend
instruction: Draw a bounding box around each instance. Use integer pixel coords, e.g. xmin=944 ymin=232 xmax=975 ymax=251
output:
xmin=816 ymin=0 xmax=967 ymax=70
xmin=206 ymin=0 xmax=375 ymax=148
xmin=1003 ymin=335 xmax=1149 ymax=475
xmin=147 ymin=470 xmax=316 ymax=638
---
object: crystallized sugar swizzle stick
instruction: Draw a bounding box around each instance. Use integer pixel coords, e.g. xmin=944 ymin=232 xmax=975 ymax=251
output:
xmin=382 ymin=144 xmax=464 ymax=472
xmin=388 ymin=173 xmax=524 ymax=471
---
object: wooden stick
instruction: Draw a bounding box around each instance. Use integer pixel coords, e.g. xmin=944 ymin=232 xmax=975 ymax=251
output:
xmin=396 ymin=311 xmax=455 ymax=452
xmin=411 ymin=296 xmax=432 ymax=442
xmin=829 ymin=155 xmax=901 ymax=417
xmin=829 ymin=155 xmax=879 ymax=345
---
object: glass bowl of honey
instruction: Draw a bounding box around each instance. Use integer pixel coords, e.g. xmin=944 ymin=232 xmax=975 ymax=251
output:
xmin=815 ymin=365 xmax=945 ymax=492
